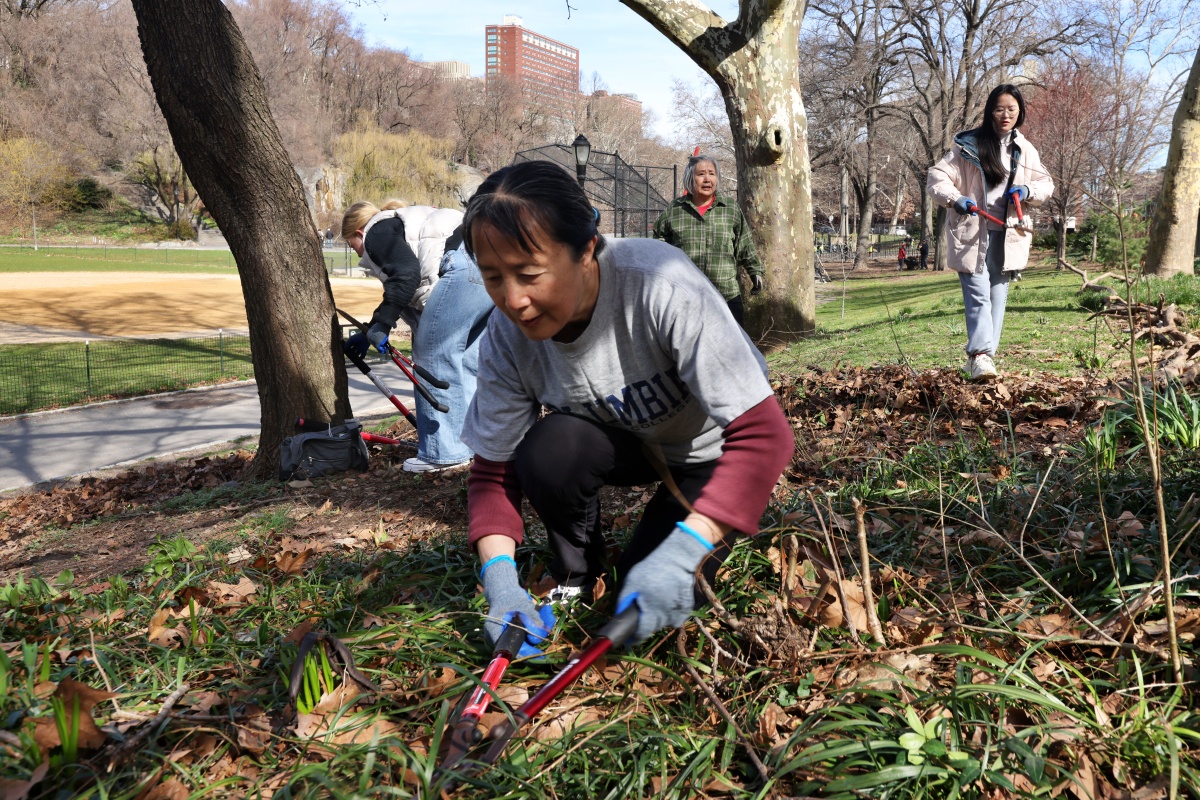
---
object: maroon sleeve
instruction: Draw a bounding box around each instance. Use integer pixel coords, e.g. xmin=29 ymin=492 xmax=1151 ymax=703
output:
xmin=692 ymin=395 xmax=794 ymax=535
xmin=467 ymin=456 xmax=526 ymax=547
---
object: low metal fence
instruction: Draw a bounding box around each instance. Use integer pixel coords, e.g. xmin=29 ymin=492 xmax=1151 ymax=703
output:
xmin=0 ymin=332 xmax=254 ymax=416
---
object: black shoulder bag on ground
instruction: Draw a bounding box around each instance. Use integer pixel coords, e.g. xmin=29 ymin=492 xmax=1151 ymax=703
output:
xmin=278 ymin=419 xmax=369 ymax=481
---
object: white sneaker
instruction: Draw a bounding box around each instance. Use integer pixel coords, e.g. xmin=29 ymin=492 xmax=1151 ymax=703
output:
xmin=545 ymin=584 xmax=585 ymax=604
xmin=969 ymin=353 xmax=998 ymax=381
xmin=402 ymin=456 xmax=470 ymax=473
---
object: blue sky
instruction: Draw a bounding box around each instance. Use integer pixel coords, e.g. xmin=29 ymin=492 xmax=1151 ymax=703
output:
xmin=344 ymin=1 xmax=740 ymax=139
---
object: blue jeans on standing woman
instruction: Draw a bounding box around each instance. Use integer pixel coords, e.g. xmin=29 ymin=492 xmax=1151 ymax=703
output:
xmin=412 ymin=246 xmax=494 ymax=465
xmin=959 ymin=230 xmax=1011 ymax=357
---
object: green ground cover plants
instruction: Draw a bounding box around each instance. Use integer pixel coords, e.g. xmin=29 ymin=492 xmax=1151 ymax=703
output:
xmin=1 ymin=254 xmax=1198 ymax=797
xmin=1 ymin=364 xmax=1197 ymax=797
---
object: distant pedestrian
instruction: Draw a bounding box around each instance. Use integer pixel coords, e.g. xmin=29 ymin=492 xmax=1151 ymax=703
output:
xmin=897 ymin=243 xmax=907 ymax=271
xmin=927 ymin=83 xmax=1054 ymax=382
xmin=653 ymin=154 xmax=763 ymax=327
xmin=919 ymin=238 xmax=929 ymax=270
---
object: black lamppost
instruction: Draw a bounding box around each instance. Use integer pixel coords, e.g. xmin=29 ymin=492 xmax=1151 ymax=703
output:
xmin=572 ymin=134 xmax=591 ymax=187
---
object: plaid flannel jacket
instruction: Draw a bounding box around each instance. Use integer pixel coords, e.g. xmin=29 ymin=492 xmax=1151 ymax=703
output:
xmin=652 ymin=194 xmax=763 ymax=300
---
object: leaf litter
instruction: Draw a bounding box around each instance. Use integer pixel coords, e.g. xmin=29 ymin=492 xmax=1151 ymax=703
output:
xmin=0 ymin=370 xmax=1196 ymax=796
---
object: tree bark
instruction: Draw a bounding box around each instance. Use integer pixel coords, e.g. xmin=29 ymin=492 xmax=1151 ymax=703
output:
xmin=1144 ymin=46 xmax=1200 ymax=278
xmin=621 ymin=0 xmax=814 ymax=344
xmin=130 ymin=0 xmax=351 ymax=477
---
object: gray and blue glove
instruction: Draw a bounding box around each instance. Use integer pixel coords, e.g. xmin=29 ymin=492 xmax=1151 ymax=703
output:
xmin=481 ymin=555 xmax=556 ymax=658
xmin=344 ymin=331 xmax=369 ymax=359
xmin=1008 ymin=185 xmax=1028 ymax=202
xmin=615 ymin=522 xmax=713 ymax=645
xmin=953 ymin=196 xmax=978 ymax=216
xmin=366 ymin=323 xmax=390 ymax=355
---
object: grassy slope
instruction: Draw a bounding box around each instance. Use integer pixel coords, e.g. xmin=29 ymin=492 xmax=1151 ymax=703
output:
xmin=782 ymin=263 xmax=1200 ymax=380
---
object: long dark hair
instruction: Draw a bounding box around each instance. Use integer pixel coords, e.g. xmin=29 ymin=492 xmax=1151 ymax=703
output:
xmin=462 ymin=161 xmax=605 ymax=262
xmin=974 ymin=84 xmax=1026 ymax=187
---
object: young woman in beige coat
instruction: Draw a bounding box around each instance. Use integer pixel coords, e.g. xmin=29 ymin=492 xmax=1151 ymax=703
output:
xmin=927 ymin=84 xmax=1054 ymax=381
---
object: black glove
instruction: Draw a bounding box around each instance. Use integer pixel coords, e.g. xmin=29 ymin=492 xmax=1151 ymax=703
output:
xmin=366 ymin=323 xmax=390 ymax=355
xmin=751 ymin=274 xmax=764 ymax=295
xmin=344 ymin=331 xmax=369 ymax=359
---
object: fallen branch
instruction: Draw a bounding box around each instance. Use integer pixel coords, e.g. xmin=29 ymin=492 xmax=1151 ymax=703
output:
xmin=677 ymin=629 xmax=771 ymax=786
xmin=852 ymin=498 xmax=886 ymax=645
xmin=1059 ymin=258 xmax=1133 ymax=292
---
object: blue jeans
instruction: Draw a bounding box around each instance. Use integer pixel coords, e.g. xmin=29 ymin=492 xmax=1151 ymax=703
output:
xmin=412 ymin=248 xmax=494 ymax=464
xmin=959 ymin=230 xmax=1011 ymax=357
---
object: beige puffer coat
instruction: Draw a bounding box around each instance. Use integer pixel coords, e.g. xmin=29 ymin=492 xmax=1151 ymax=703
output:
xmin=926 ymin=129 xmax=1054 ymax=274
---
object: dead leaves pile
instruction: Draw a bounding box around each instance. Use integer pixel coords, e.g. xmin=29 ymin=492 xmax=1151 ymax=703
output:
xmin=0 ymin=452 xmax=253 ymax=541
xmin=778 ymin=365 xmax=1109 ymax=478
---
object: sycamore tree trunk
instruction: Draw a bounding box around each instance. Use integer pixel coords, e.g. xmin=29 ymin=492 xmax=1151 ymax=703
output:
xmin=131 ymin=0 xmax=351 ymax=477
xmin=621 ymin=0 xmax=814 ymax=344
xmin=1144 ymin=46 xmax=1200 ymax=277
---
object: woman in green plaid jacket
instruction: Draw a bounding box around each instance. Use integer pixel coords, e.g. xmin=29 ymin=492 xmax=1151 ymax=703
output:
xmin=652 ymin=154 xmax=763 ymax=327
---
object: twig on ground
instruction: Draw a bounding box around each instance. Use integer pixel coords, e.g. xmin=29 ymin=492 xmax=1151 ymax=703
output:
xmin=944 ymin=621 xmax=1179 ymax=661
xmin=697 ymin=623 xmax=755 ymax=670
xmin=852 ymin=498 xmax=885 ymax=645
xmin=810 ymin=494 xmax=860 ymax=643
xmin=106 ymin=683 xmax=190 ymax=772
xmin=676 ymin=629 xmax=771 ymax=786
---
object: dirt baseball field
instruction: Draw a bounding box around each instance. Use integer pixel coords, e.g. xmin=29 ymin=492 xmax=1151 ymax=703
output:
xmin=0 ymin=271 xmax=391 ymax=343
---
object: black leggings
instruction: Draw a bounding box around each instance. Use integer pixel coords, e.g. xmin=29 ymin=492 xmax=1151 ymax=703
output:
xmin=514 ymin=413 xmax=737 ymax=601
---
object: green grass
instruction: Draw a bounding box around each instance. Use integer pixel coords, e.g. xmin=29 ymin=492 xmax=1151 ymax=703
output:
xmin=0 ymin=245 xmax=357 ymax=275
xmin=0 ymin=335 xmax=254 ymax=415
xmin=781 ymin=265 xmax=1200 ymax=379
xmin=0 ymin=245 xmax=240 ymax=274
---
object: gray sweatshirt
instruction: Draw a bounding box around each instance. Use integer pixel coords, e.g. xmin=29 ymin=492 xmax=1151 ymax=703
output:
xmin=461 ymin=237 xmax=772 ymax=465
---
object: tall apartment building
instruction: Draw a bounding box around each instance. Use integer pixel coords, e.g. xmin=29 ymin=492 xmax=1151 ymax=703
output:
xmin=485 ymin=15 xmax=579 ymax=114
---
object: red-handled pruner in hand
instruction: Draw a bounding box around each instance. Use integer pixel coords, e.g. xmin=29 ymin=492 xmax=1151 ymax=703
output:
xmin=974 ymin=206 xmax=1007 ymax=227
xmin=1009 ymin=190 xmax=1025 ymax=224
xmin=437 ymin=620 xmax=527 ymax=776
xmin=435 ymin=605 xmax=640 ymax=788
xmin=336 ymin=307 xmax=451 ymax=412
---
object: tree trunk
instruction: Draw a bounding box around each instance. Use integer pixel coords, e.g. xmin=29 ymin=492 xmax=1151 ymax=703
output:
xmin=621 ymin=0 xmax=813 ymax=344
xmin=130 ymin=0 xmax=351 ymax=478
xmin=1144 ymin=46 xmax=1200 ymax=278
xmin=934 ymin=206 xmax=948 ymax=270
xmin=919 ymin=187 xmax=933 ymax=255
xmin=840 ymin=164 xmax=851 ymax=241
xmin=888 ymin=168 xmax=906 ymax=231
xmin=1056 ymin=218 xmax=1067 ymax=268
xmin=854 ymin=182 xmax=876 ymax=269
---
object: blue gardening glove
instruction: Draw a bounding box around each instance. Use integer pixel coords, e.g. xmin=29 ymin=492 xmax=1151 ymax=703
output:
xmin=953 ymin=197 xmax=978 ymax=216
xmin=1009 ymin=185 xmax=1028 ymax=201
xmin=751 ymin=274 xmax=764 ymax=295
xmin=344 ymin=331 xmax=369 ymax=359
xmin=480 ymin=555 xmax=556 ymax=658
xmin=366 ymin=323 xmax=390 ymax=355
xmin=615 ymin=523 xmax=713 ymax=645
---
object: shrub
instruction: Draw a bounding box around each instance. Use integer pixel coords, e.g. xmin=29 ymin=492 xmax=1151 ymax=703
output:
xmin=61 ymin=177 xmax=113 ymax=212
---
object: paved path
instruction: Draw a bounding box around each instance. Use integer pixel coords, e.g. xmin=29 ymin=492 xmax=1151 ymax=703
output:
xmin=0 ymin=371 xmax=413 ymax=492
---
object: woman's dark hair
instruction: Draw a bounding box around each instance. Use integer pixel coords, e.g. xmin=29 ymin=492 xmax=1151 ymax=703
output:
xmin=974 ymin=83 xmax=1026 ymax=187
xmin=462 ymin=160 xmax=605 ymax=262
